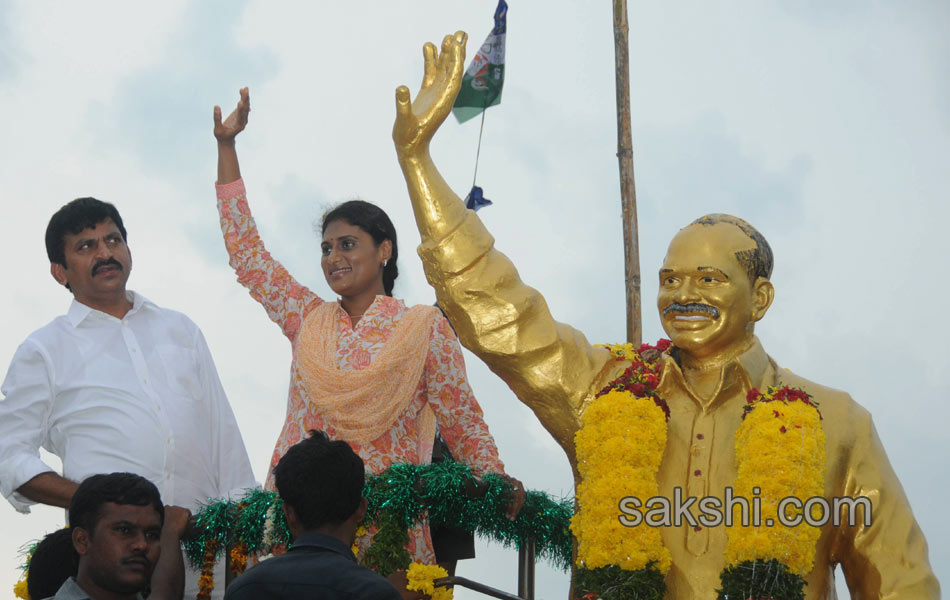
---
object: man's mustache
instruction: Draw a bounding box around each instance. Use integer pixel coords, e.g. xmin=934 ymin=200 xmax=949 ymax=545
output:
xmin=121 ymin=554 xmax=152 ymax=570
xmin=92 ymin=257 xmax=123 ymax=276
xmin=663 ymin=302 xmax=720 ymax=318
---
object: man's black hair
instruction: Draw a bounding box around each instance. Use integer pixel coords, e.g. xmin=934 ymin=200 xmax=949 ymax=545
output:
xmin=46 ymin=197 xmax=128 ymax=268
xmin=274 ymin=430 xmax=365 ymax=530
xmin=27 ymin=528 xmax=79 ymax=600
xmin=68 ymin=473 xmax=164 ymax=534
xmin=320 ymin=200 xmax=399 ymax=296
xmin=689 ymin=213 xmax=774 ymax=281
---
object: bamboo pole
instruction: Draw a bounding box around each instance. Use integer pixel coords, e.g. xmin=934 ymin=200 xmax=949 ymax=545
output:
xmin=612 ymin=0 xmax=642 ymax=345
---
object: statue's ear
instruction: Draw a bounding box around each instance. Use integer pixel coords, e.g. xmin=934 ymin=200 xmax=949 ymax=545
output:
xmin=752 ymin=277 xmax=774 ymax=322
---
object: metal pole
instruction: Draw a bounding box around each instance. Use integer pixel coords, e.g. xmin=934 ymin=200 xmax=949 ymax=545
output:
xmin=612 ymin=0 xmax=642 ymax=346
xmin=517 ymin=539 xmax=536 ymax=599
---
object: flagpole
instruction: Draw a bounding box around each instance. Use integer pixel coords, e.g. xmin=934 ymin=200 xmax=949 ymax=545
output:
xmin=612 ymin=0 xmax=642 ymax=346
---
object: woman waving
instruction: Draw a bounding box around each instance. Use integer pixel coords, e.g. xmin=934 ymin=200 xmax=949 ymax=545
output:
xmin=212 ymin=88 xmax=523 ymax=580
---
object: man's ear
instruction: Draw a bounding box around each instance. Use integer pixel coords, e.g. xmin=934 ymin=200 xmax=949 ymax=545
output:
xmin=352 ymin=497 xmax=368 ymax=524
xmin=50 ymin=262 xmax=68 ymax=288
xmin=752 ymin=277 xmax=775 ymax=322
xmin=72 ymin=527 xmax=90 ymax=556
xmin=282 ymin=503 xmax=300 ymax=535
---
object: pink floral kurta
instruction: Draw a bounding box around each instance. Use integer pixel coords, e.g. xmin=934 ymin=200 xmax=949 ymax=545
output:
xmin=216 ymin=179 xmax=506 ymax=563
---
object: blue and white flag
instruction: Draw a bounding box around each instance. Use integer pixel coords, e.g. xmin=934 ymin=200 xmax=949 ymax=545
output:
xmin=453 ymin=0 xmax=507 ymax=124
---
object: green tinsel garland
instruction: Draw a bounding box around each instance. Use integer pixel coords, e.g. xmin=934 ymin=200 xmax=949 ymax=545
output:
xmin=184 ymin=461 xmax=573 ymax=571
xmin=716 ymin=559 xmax=806 ymax=600
xmin=573 ymin=563 xmax=666 ymax=600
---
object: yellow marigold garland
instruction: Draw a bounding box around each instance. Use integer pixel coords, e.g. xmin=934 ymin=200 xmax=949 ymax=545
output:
xmin=405 ymin=562 xmax=453 ymax=600
xmin=572 ymin=389 xmax=671 ymax=573
xmin=351 ymin=525 xmax=368 ymax=558
xmin=721 ymin=385 xmax=826 ymax=595
xmin=13 ymin=577 xmax=29 ymax=599
xmin=572 ymin=340 xmax=673 ymax=599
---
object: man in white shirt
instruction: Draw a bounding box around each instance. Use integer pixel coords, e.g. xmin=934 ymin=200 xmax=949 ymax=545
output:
xmin=0 ymin=197 xmax=257 ymax=598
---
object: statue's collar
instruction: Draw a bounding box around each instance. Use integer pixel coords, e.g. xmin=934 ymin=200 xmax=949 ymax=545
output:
xmin=659 ymin=337 xmax=773 ymax=411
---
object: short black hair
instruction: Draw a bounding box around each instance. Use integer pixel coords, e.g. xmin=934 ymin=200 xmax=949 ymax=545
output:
xmin=274 ymin=431 xmax=365 ymax=530
xmin=320 ymin=200 xmax=399 ymax=296
xmin=689 ymin=213 xmax=774 ymax=281
xmin=46 ymin=197 xmax=128 ymax=268
xmin=27 ymin=528 xmax=79 ymax=600
xmin=68 ymin=473 xmax=164 ymax=535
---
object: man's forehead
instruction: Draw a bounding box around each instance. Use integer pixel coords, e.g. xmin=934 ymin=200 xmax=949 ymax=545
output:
xmin=67 ymin=219 xmax=120 ymax=239
xmin=661 ymin=223 xmax=755 ymax=269
xmin=97 ymin=502 xmax=161 ymax=524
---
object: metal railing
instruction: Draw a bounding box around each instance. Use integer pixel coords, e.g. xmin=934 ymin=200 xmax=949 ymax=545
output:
xmin=434 ymin=538 xmax=536 ymax=600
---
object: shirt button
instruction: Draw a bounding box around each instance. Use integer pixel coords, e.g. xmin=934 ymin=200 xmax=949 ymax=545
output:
xmin=156 ymin=405 xmax=162 ymax=411
xmin=131 ymin=348 xmax=136 ymax=353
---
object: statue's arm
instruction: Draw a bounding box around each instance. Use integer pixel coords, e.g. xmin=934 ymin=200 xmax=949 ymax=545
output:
xmin=834 ymin=407 xmax=940 ymax=598
xmin=393 ymin=33 xmax=614 ymax=463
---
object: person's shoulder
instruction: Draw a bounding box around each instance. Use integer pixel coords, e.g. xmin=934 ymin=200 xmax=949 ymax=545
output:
xmin=223 ymin=554 xmax=285 ymax=596
xmin=406 ymin=303 xmax=455 ymax=337
xmin=11 ymin=314 xmax=75 ymax=361
xmin=136 ymin=296 xmax=207 ymax=342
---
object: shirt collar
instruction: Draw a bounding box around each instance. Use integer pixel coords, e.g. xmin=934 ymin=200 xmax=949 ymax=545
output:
xmin=658 ymin=336 xmax=772 ymax=410
xmin=66 ymin=291 xmax=154 ymax=327
xmin=289 ymin=532 xmax=356 ymax=562
xmin=54 ymin=577 xmax=144 ymax=600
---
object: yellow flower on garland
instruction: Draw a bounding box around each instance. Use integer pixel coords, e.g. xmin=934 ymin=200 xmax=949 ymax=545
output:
xmin=596 ymin=342 xmax=640 ymax=362
xmin=725 ymin=386 xmax=826 ymax=575
xmin=571 ymin=389 xmax=671 ymax=574
xmin=13 ymin=577 xmax=29 ymax=599
xmin=351 ymin=525 xmax=368 ymax=558
xmin=406 ymin=562 xmax=453 ymax=600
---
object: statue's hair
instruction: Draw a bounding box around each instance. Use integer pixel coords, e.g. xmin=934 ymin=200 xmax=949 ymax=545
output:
xmin=689 ymin=214 xmax=773 ymax=281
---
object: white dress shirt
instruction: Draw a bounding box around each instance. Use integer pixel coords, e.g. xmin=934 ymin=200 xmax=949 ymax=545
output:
xmin=0 ymin=291 xmax=257 ymax=512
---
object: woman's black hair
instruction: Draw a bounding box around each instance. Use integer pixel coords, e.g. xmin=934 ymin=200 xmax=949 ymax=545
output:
xmin=321 ymin=200 xmax=399 ymax=296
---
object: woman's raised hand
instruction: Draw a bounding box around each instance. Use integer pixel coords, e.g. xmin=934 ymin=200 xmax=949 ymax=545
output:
xmin=393 ymin=31 xmax=467 ymax=158
xmin=214 ymin=86 xmax=250 ymax=144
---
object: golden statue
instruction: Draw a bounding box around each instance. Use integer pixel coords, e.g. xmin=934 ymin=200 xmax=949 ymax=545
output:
xmin=392 ymin=32 xmax=939 ymax=599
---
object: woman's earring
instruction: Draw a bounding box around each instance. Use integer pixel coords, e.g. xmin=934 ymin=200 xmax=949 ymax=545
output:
xmin=382 ymin=259 xmax=388 ymax=267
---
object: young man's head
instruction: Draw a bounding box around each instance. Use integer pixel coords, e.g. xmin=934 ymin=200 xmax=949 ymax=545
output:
xmin=68 ymin=473 xmax=164 ymax=598
xmin=46 ymin=197 xmax=132 ymax=303
xmin=27 ymin=528 xmax=78 ymax=600
xmin=274 ymin=430 xmax=366 ymax=538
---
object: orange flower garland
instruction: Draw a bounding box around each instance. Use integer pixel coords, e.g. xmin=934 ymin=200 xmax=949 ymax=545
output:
xmin=197 ymin=539 xmax=218 ymax=600
xmin=229 ymin=541 xmax=248 ymax=575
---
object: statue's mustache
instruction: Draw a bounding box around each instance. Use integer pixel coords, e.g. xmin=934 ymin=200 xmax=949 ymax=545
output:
xmin=663 ymin=302 xmax=720 ymax=318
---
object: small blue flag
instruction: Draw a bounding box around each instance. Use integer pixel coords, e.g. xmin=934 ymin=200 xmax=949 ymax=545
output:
xmin=464 ymin=186 xmax=493 ymax=212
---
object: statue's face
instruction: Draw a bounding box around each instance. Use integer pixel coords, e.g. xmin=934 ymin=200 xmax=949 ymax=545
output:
xmin=657 ymin=223 xmax=769 ymax=361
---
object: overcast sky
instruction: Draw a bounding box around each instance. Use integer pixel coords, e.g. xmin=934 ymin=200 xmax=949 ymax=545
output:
xmin=1 ymin=1 xmax=947 ymax=598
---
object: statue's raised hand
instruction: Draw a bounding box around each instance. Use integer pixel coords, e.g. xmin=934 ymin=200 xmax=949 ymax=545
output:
xmin=393 ymin=31 xmax=467 ymax=157
xmin=214 ymin=86 xmax=250 ymax=144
